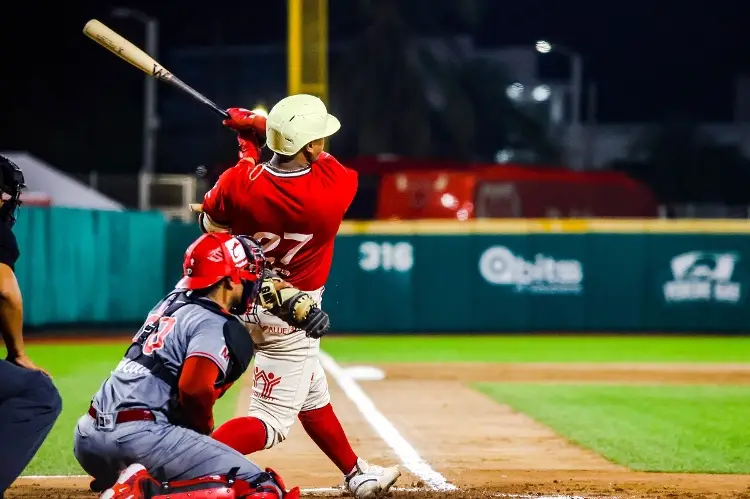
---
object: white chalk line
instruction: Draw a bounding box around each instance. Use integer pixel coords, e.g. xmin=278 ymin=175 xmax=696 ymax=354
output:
xmin=318 ymin=351 xmax=457 ymax=492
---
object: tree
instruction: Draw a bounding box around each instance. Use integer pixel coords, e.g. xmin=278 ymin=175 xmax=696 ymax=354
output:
xmin=330 ymin=0 xmax=561 ymax=163
xmin=611 ymin=119 xmax=750 ymax=205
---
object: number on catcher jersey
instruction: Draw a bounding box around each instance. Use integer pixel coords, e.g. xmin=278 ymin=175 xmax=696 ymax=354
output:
xmin=253 ymin=232 xmax=313 ymax=265
xmin=136 ymin=315 xmax=177 ymax=355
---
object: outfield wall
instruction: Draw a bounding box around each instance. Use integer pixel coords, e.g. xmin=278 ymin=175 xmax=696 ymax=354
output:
xmin=15 ymin=208 xmax=166 ymax=327
xmin=326 ymin=220 xmax=750 ymax=333
xmin=15 ymin=208 xmax=750 ymax=332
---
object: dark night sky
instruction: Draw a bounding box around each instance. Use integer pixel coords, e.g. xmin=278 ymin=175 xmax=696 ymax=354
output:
xmin=1 ymin=0 xmax=748 ymax=171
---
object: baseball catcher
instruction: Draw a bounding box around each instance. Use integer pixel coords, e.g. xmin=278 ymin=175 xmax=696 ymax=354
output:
xmin=74 ymin=232 xmax=329 ymax=499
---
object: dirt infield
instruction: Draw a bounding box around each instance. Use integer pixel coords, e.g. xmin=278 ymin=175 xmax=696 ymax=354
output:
xmin=376 ymin=361 xmax=750 ymax=384
xmin=9 ymin=361 xmax=750 ymax=499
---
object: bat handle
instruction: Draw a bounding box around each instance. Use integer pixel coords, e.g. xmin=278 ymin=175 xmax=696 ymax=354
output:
xmin=211 ymin=105 xmax=229 ymax=119
xmin=170 ymin=75 xmax=228 ymax=119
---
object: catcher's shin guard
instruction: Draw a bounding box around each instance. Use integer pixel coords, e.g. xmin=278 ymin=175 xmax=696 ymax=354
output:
xmin=102 ymin=465 xmax=299 ymax=499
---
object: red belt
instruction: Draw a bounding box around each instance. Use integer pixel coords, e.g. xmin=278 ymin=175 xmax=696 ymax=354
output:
xmin=88 ymin=405 xmax=155 ymax=425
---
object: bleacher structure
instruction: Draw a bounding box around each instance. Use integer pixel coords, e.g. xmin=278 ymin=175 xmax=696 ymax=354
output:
xmin=1 ymin=152 xmax=208 ymax=222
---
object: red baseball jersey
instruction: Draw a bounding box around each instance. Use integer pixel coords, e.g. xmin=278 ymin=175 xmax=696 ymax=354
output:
xmin=202 ymin=152 xmax=358 ymax=291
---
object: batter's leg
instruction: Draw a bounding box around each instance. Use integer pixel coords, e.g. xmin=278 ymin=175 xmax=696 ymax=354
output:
xmin=297 ymin=358 xmax=357 ymax=474
xmin=0 ymin=361 xmax=62 ymax=493
xmin=299 ymin=359 xmax=401 ymax=499
xmin=214 ymin=339 xmax=318 ymax=453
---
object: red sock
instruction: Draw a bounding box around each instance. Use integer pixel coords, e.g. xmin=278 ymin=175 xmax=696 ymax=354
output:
xmin=298 ymin=404 xmax=358 ymax=474
xmin=212 ymin=416 xmax=267 ymax=455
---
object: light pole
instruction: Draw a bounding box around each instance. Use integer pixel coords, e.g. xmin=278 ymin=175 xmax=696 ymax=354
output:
xmin=535 ymin=40 xmax=583 ymax=129
xmin=536 ymin=40 xmax=584 ymax=168
xmin=112 ymin=8 xmax=159 ymax=209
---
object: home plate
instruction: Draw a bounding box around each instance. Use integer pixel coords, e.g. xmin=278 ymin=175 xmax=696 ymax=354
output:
xmin=341 ymin=366 xmax=385 ymax=381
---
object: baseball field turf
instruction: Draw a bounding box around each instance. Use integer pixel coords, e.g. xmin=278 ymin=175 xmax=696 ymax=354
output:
xmin=21 ymin=335 xmax=750 ymax=478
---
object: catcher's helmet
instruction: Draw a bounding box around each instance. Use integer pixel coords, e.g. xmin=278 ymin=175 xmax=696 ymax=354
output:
xmin=177 ymin=233 xmax=266 ymax=314
xmin=0 ymin=155 xmax=25 ymax=228
xmin=266 ymin=94 xmax=341 ymax=155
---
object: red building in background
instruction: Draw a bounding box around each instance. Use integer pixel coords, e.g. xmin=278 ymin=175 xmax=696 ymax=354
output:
xmin=346 ymin=157 xmax=657 ymax=220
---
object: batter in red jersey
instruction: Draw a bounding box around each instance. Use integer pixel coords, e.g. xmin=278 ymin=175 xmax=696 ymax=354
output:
xmin=196 ymin=94 xmax=400 ymax=499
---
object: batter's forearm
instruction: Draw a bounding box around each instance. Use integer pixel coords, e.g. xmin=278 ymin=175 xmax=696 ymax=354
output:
xmin=198 ymin=212 xmax=230 ymax=234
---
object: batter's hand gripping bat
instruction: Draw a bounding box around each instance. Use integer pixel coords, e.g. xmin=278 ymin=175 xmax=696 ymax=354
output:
xmin=83 ymin=19 xmax=228 ymax=119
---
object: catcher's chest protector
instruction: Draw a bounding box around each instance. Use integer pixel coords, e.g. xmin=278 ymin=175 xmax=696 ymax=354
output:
xmin=125 ymin=292 xmax=253 ymax=391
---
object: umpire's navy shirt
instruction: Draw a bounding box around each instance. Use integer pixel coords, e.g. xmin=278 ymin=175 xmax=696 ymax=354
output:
xmin=0 ymin=225 xmax=19 ymax=270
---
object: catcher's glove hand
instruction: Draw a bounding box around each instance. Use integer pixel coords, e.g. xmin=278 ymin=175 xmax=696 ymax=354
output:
xmin=288 ymin=298 xmax=330 ymax=339
xmin=258 ymin=273 xmax=330 ymax=339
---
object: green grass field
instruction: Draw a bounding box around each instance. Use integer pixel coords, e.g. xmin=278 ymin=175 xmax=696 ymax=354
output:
xmin=475 ymin=383 xmax=750 ymax=474
xmin=322 ymin=335 xmax=750 ymax=362
xmin=20 ymin=335 xmax=750 ymax=476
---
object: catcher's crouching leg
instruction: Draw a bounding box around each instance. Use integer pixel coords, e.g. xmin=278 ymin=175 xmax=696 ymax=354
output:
xmin=100 ymin=463 xmax=300 ymax=499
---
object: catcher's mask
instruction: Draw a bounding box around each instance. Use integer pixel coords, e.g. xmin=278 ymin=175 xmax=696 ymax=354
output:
xmin=0 ymin=156 xmax=25 ymax=228
xmin=177 ymin=233 xmax=266 ymax=315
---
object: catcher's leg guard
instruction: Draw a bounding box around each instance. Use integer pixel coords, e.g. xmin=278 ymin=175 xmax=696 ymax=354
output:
xmin=101 ymin=465 xmax=300 ymax=499
xmin=232 ymin=467 xmax=300 ymax=499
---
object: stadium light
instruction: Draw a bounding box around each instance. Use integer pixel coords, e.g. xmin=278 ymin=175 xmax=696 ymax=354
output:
xmin=534 ymin=40 xmax=583 ymax=129
xmin=535 ymin=40 xmax=552 ymax=54
xmin=505 ymin=82 xmax=524 ymax=101
xmin=532 ymin=85 xmax=551 ymax=102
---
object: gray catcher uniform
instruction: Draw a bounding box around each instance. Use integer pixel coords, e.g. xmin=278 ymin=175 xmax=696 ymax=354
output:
xmin=74 ymin=291 xmax=273 ymax=491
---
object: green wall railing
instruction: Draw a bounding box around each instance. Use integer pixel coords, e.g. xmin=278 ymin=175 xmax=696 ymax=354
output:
xmin=14 ymin=207 xmax=166 ymax=327
xmin=17 ymin=210 xmax=750 ymax=333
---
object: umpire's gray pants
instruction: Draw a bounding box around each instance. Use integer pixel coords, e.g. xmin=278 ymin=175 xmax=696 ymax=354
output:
xmin=73 ymin=414 xmax=276 ymax=491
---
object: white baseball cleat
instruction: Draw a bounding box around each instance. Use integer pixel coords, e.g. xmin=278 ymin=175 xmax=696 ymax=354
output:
xmin=344 ymin=458 xmax=401 ymax=499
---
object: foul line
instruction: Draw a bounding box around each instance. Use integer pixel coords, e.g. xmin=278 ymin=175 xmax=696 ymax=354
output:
xmin=318 ymin=351 xmax=456 ymax=492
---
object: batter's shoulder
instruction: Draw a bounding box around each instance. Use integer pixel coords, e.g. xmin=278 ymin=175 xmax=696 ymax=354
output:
xmin=314 ymin=152 xmax=357 ymax=177
xmin=222 ymin=158 xmax=259 ymax=182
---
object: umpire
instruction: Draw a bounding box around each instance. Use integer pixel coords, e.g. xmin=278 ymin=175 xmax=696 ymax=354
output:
xmin=0 ymin=155 xmax=62 ymax=495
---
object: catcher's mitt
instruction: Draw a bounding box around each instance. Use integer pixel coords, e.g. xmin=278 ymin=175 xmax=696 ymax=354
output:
xmin=258 ymin=272 xmax=330 ymax=338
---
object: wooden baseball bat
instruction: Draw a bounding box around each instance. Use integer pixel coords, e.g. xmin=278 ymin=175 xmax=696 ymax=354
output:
xmin=83 ymin=19 xmax=228 ymax=119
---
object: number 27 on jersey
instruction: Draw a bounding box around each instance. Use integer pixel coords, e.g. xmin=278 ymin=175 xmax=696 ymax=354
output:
xmin=253 ymin=232 xmax=313 ymax=265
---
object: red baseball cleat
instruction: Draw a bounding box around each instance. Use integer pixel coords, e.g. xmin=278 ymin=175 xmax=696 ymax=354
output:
xmin=99 ymin=463 xmax=155 ymax=499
